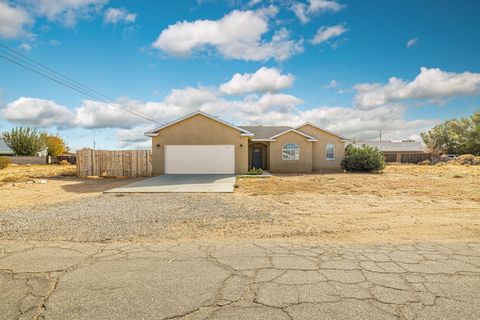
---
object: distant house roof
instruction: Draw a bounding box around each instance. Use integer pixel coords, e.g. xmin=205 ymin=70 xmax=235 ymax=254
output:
xmin=238 ymin=126 xmax=293 ymax=140
xmin=0 ymin=135 xmax=14 ymax=155
xmin=351 ymin=141 xmax=427 ymax=153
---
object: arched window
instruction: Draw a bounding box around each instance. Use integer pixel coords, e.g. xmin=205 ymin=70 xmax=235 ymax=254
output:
xmin=282 ymin=143 xmax=300 ymax=160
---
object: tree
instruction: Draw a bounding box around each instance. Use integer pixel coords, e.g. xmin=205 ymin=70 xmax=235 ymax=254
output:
xmin=421 ymin=111 xmax=480 ymax=155
xmin=2 ymin=127 xmax=47 ymax=156
xmin=341 ymin=144 xmax=385 ymax=173
xmin=46 ymin=135 xmax=67 ymax=156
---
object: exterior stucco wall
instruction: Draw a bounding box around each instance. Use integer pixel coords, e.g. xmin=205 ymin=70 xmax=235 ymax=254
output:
xmin=296 ymin=124 xmax=345 ymax=171
xmin=151 ymin=114 xmax=249 ymax=175
xmin=269 ymin=131 xmax=312 ymax=173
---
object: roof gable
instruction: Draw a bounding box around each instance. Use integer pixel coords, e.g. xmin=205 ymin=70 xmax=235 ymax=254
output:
xmin=269 ymin=129 xmax=318 ymax=141
xmin=295 ymin=122 xmax=347 ymax=140
xmin=145 ymin=111 xmax=254 ymax=137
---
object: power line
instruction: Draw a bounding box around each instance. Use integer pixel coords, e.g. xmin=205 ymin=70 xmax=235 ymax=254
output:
xmin=0 ymin=44 xmax=163 ymax=125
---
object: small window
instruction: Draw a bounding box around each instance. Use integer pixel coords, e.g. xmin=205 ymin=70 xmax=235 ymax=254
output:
xmin=326 ymin=144 xmax=335 ymax=160
xmin=282 ymin=143 xmax=300 ymax=160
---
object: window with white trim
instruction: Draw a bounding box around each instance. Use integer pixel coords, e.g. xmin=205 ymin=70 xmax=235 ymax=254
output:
xmin=282 ymin=143 xmax=300 ymax=160
xmin=326 ymin=144 xmax=335 ymax=160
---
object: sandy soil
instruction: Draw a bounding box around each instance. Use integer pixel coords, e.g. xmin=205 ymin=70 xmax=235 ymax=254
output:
xmin=213 ymin=163 xmax=480 ymax=242
xmin=0 ymin=167 xmax=142 ymax=210
xmin=1 ymin=163 xmax=479 ymax=243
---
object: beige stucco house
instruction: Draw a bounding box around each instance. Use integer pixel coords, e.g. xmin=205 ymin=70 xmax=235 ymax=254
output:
xmin=145 ymin=111 xmax=346 ymax=175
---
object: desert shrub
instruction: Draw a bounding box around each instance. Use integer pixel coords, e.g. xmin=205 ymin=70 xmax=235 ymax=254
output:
xmin=455 ymin=154 xmax=480 ymax=165
xmin=0 ymin=156 xmax=11 ymax=170
xmin=419 ymin=159 xmax=431 ymax=165
xmin=342 ymin=145 xmax=385 ymax=173
xmin=248 ymin=167 xmax=263 ymax=175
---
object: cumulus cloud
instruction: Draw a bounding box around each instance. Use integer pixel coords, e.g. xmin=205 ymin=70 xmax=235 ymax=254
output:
xmin=3 ymin=97 xmax=74 ymax=128
xmin=0 ymin=2 xmax=32 ymax=38
xmin=406 ymin=37 xmax=418 ymax=48
xmin=23 ymin=0 xmax=107 ymax=27
xmin=10 ymin=66 xmax=477 ymax=145
xmin=152 ymin=7 xmax=303 ymax=61
xmin=354 ymin=67 xmax=480 ymax=109
xmin=103 ymin=7 xmax=136 ymax=24
xmin=292 ymin=0 xmax=345 ymax=24
xmin=220 ymin=67 xmax=294 ymax=95
xmin=311 ymin=24 xmax=348 ymax=45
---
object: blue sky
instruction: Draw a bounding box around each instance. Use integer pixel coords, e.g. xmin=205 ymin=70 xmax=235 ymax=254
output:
xmin=0 ymin=0 xmax=479 ymax=150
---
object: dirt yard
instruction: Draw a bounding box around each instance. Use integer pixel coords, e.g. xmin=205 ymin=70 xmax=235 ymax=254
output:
xmin=0 ymin=165 xmax=139 ymax=210
xmin=0 ymin=163 xmax=479 ymax=243
xmin=228 ymin=163 xmax=480 ymax=242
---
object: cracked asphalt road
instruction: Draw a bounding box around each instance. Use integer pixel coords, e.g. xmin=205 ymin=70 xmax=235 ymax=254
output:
xmin=1 ymin=240 xmax=479 ymax=320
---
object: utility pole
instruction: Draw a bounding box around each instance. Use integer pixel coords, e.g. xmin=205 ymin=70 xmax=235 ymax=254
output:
xmin=93 ymin=140 xmax=96 ymax=150
xmin=379 ymin=129 xmax=382 ymax=141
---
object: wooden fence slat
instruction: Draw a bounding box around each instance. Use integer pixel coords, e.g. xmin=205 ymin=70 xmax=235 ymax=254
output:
xmin=76 ymin=149 xmax=152 ymax=177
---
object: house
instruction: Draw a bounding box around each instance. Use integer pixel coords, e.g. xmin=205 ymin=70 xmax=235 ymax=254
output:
xmin=145 ymin=111 xmax=346 ymax=174
xmin=0 ymin=135 xmax=14 ymax=156
xmin=350 ymin=140 xmax=431 ymax=163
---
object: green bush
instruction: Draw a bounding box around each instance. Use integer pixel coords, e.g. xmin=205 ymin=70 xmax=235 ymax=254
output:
xmin=248 ymin=167 xmax=263 ymax=175
xmin=342 ymin=144 xmax=385 ymax=173
xmin=0 ymin=156 xmax=12 ymax=170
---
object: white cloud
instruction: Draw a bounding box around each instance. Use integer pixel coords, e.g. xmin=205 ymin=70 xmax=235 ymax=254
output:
xmin=220 ymin=67 xmax=294 ymax=95
xmin=0 ymin=1 xmax=32 ymax=38
xmin=152 ymin=7 xmax=303 ymax=61
xmin=406 ymin=37 xmax=418 ymax=48
xmin=3 ymin=97 xmax=74 ymax=128
xmin=292 ymin=0 xmax=345 ymax=23
xmin=103 ymin=7 xmax=136 ymax=24
xmin=311 ymin=23 xmax=348 ymax=45
xmin=6 ymin=66 xmax=459 ymax=145
xmin=354 ymin=67 xmax=480 ymax=109
xmin=323 ymin=80 xmax=338 ymax=89
xmin=23 ymin=0 xmax=107 ymax=27
xmin=19 ymin=42 xmax=32 ymax=51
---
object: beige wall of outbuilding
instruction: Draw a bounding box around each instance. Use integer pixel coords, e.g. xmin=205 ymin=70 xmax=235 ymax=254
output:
xmin=269 ymin=131 xmax=313 ymax=173
xmin=296 ymin=124 xmax=345 ymax=171
xmin=151 ymin=114 xmax=249 ymax=175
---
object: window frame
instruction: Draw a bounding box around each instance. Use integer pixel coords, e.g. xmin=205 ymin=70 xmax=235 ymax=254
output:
xmin=282 ymin=143 xmax=300 ymax=161
xmin=326 ymin=143 xmax=335 ymax=160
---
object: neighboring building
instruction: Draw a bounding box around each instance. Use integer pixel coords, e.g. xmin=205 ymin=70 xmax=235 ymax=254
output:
xmin=145 ymin=111 xmax=347 ymax=174
xmin=351 ymin=140 xmax=431 ymax=163
xmin=0 ymin=135 xmax=14 ymax=156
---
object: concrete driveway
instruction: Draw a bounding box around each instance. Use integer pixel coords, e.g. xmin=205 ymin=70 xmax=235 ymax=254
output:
xmin=105 ymin=174 xmax=236 ymax=193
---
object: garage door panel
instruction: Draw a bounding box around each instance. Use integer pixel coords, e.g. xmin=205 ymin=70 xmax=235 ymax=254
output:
xmin=165 ymin=145 xmax=235 ymax=174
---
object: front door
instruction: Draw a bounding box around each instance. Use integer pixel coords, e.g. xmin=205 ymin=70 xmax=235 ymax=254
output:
xmin=252 ymin=147 xmax=263 ymax=169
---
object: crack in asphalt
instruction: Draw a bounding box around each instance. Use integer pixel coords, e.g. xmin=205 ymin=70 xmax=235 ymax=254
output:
xmin=0 ymin=240 xmax=479 ymax=320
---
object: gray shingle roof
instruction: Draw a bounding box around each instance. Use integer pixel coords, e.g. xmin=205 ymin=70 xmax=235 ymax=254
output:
xmin=239 ymin=126 xmax=293 ymax=139
xmin=351 ymin=140 xmax=427 ymax=152
xmin=0 ymin=135 xmax=14 ymax=155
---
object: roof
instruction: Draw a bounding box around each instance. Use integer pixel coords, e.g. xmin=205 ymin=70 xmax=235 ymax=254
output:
xmin=295 ymin=122 xmax=347 ymax=140
xmin=351 ymin=141 xmax=427 ymax=153
xmin=145 ymin=111 xmax=254 ymax=137
xmin=0 ymin=135 xmax=14 ymax=155
xmin=238 ymin=126 xmax=293 ymax=140
xmin=269 ymin=128 xmax=318 ymax=141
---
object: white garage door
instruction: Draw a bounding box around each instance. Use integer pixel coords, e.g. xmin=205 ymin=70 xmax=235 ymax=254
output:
xmin=165 ymin=145 xmax=235 ymax=174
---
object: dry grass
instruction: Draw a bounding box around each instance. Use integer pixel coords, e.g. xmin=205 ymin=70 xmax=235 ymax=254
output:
xmin=0 ymin=164 xmax=76 ymax=183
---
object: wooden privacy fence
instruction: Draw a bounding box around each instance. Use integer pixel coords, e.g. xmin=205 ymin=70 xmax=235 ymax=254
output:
xmin=76 ymin=149 xmax=152 ymax=178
